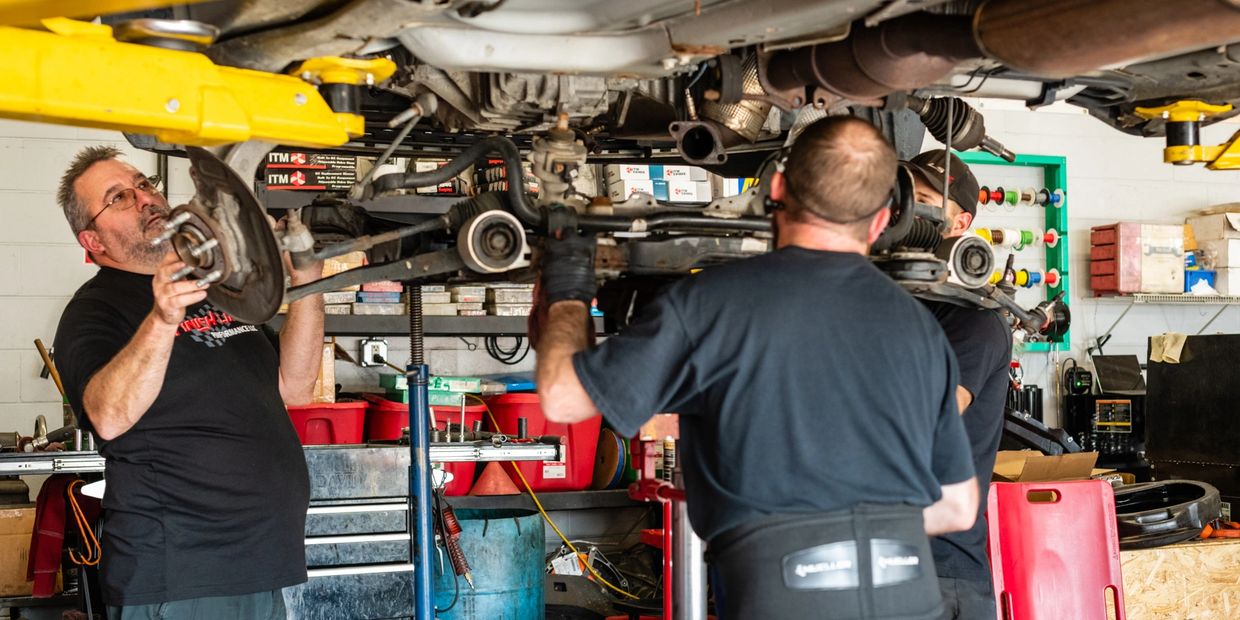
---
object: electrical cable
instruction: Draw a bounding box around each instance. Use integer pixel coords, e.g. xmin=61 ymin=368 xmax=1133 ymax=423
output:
xmin=67 ymin=479 xmax=100 ymax=566
xmin=466 ymin=394 xmax=640 ymax=600
xmin=485 ymin=336 xmax=530 ymax=365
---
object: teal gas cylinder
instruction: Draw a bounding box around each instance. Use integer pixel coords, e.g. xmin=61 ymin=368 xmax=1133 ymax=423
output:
xmin=433 ymin=508 xmax=545 ymax=619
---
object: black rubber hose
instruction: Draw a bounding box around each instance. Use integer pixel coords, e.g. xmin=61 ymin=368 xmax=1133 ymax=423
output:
xmin=371 ymin=137 xmax=541 ymax=227
xmin=576 ymin=214 xmax=771 ymax=234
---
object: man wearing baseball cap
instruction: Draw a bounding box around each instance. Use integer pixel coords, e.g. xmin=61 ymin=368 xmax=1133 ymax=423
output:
xmin=904 ymin=150 xmax=1013 ymax=620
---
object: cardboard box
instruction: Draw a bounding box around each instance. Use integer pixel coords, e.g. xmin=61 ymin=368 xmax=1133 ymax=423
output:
xmin=264 ymin=151 xmax=358 ymax=191
xmin=322 ymin=251 xmax=366 ymax=292
xmin=428 ymin=376 xmax=483 ymax=393
xmin=1215 ymin=268 xmax=1240 ymax=295
xmin=412 ymin=159 xmax=464 ymax=195
xmin=650 ymin=165 xmax=708 ymax=181
xmin=311 ymin=342 xmax=335 ymax=404
xmin=991 ymin=451 xmax=1099 ymax=482
xmin=351 ymin=302 xmax=404 ymax=315
xmin=607 ymin=179 xmax=655 ymax=201
xmin=1188 ymin=212 xmax=1240 ymax=241
xmin=1201 ymin=238 xmax=1240 ymax=268
xmin=604 ymin=164 xmax=650 ymax=181
xmin=667 ymin=180 xmax=712 ymax=203
xmin=0 ymin=507 xmax=35 ymax=596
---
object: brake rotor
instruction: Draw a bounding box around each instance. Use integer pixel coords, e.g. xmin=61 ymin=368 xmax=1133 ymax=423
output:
xmin=170 ymin=147 xmax=284 ymax=324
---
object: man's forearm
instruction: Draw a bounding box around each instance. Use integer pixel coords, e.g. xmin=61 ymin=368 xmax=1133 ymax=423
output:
xmin=536 ymin=301 xmax=598 ymax=423
xmin=278 ymin=293 xmax=325 ymax=405
xmin=82 ymin=312 xmax=178 ymax=440
xmin=924 ymin=477 xmax=979 ymax=536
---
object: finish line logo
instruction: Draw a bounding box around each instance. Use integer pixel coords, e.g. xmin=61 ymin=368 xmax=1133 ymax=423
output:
xmin=176 ymin=306 xmax=255 ymax=347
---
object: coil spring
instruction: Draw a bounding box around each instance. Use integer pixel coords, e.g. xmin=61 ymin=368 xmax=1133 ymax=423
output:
xmin=407 ymin=284 xmax=424 ymax=366
xmin=441 ymin=506 xmax=471 ymax=576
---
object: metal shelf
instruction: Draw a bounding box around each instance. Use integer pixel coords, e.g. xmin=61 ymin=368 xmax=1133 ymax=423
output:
xmin=268 ymin=314 xmax=604 ymax=337
xmin=445 ymin=489 xmax=643 ymax=511
xmin=1094 ymin=293 xmax=1240 ymax=305
xmin=259 ymin=188 xmax=458 ymax=215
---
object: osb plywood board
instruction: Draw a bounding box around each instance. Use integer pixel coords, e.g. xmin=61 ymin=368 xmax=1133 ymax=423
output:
xmin=1121 ymin=538 xmax=1240 ymax=619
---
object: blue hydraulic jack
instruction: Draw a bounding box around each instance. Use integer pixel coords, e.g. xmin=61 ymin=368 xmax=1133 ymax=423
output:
xmin=405 ymin=284 xmax=435 ymax=620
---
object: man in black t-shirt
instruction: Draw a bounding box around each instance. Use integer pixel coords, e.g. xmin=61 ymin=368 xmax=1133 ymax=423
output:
xmin=532 ymin=117 xmax=979 ymax=619
xmin=905 ymin=150 xmax=1014 ymax=620
xmin=51 ymin=146 xmax=324 ymax=619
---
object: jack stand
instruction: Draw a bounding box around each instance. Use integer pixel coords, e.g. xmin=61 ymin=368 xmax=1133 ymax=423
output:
xmin=630 ymin=477 xmax=708 ymax=619
xmin=406 ymin=284 xmax=435 ymax=620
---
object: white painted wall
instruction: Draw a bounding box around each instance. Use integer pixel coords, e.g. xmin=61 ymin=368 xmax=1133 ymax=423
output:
xmin=924 ymin=100 xmax=1240 ymax=425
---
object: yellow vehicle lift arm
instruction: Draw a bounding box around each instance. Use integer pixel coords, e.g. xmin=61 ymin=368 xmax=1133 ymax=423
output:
xmin=1135 ymin=101 xmax=1240 ymax=171
xmin=0 ymin=18 xmax=394 ymax=148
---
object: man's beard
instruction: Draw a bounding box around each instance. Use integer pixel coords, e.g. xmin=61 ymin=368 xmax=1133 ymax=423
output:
xmin=106 ymin=211 xmax=171 ymax=267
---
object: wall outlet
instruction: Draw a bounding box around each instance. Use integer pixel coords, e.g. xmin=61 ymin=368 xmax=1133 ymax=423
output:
xmin=360 ymin=338 xmax=388 ymax=367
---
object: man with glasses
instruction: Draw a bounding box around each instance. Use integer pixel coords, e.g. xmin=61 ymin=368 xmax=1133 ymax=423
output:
xmin=51 ymin=146 xmax=324 ymax=619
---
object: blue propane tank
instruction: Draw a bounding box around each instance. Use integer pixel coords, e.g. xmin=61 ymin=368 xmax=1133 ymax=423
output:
xmin=434 ymin=508 xmax=544 ymax=619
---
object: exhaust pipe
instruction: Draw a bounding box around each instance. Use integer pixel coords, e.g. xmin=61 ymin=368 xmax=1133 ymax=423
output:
xmin=766 ymin=13 xmax=979 ymax=101
xmin=672 ymin=54 xmax=772 ymax=165
xmin=975 ymin=0 xmax=1240 ymax=78
xmin=765 ymin=0 xmax=1240 ymax=101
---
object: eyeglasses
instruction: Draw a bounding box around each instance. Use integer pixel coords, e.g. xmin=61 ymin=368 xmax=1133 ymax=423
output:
xmin=86 ymin=175 xmax=163 ymax=228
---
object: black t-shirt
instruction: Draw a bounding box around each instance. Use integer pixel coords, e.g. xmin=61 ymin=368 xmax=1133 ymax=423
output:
xmin=574 ymin=247 xmax=974 ymax=541
xmin=922 ymin=301 xmax=1012 ymax=582
xmin=53 ymin=267 xmax=310 ymax=606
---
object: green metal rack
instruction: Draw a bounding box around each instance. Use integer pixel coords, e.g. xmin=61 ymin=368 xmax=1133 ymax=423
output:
xmin=957 ymin=151 xmax=1069 ymax=352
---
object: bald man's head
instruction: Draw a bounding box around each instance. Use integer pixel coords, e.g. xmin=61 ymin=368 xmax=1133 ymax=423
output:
xmin=782 ymin=116 xmax=898 ymax=236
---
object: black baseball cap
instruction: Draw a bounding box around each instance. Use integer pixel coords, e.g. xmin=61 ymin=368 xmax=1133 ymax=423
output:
xmin=904 ymin=150 xmax=980 ymax=216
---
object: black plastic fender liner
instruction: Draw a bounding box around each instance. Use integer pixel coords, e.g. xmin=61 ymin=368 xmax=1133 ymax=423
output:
xmin=1114 ymin=480 xmax=1221 ymax=550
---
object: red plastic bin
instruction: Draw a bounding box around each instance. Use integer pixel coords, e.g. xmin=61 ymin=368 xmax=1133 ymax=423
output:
xmin=287 ymin=401 xmax=367 ymax=445
xmin=362 ymin=394 xmax=484 ymax=496
xmin=486 ymin=393 xmax=601 ymax=491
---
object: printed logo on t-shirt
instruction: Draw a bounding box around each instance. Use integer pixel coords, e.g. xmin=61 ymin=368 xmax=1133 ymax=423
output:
xmin=176 ymin=304 xmax=258 ymax=348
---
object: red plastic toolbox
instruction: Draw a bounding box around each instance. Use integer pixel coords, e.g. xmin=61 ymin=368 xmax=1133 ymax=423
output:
xmin=361 ymin=394 xmax=482 ymax=495
xmin=1090 ymin=260 xmax=1116 ymax=276
xmin=486 ymin=393 xmax=602 ymax=491
xmin=288 ymin=401 xmax=367 ymax=445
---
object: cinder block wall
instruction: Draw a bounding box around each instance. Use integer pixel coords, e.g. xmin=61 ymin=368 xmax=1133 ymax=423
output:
xmin=0 ymin=120 xmax=197 ymax=436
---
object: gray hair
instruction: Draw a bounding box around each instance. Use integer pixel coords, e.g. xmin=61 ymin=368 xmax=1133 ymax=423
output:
xmin=57 ymin=145 xmax=123 ymax=236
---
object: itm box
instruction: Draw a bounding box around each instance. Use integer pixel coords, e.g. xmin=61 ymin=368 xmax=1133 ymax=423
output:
xmin=667 ymin=180 xmax=712 ymax=203
xmin=604 ymin=164 xmax=650 ymax=182
xmin=649 ymin=165 xmax=708 ymax=181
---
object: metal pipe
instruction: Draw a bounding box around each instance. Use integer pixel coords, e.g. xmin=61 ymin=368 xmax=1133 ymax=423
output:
xmin=577 ymin=214 xmax=771 ymax=234
xmin=672 ymin=469 xmax=707 ymax=620
xmin=974 ymin=0 xmax=1240 ymax=79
